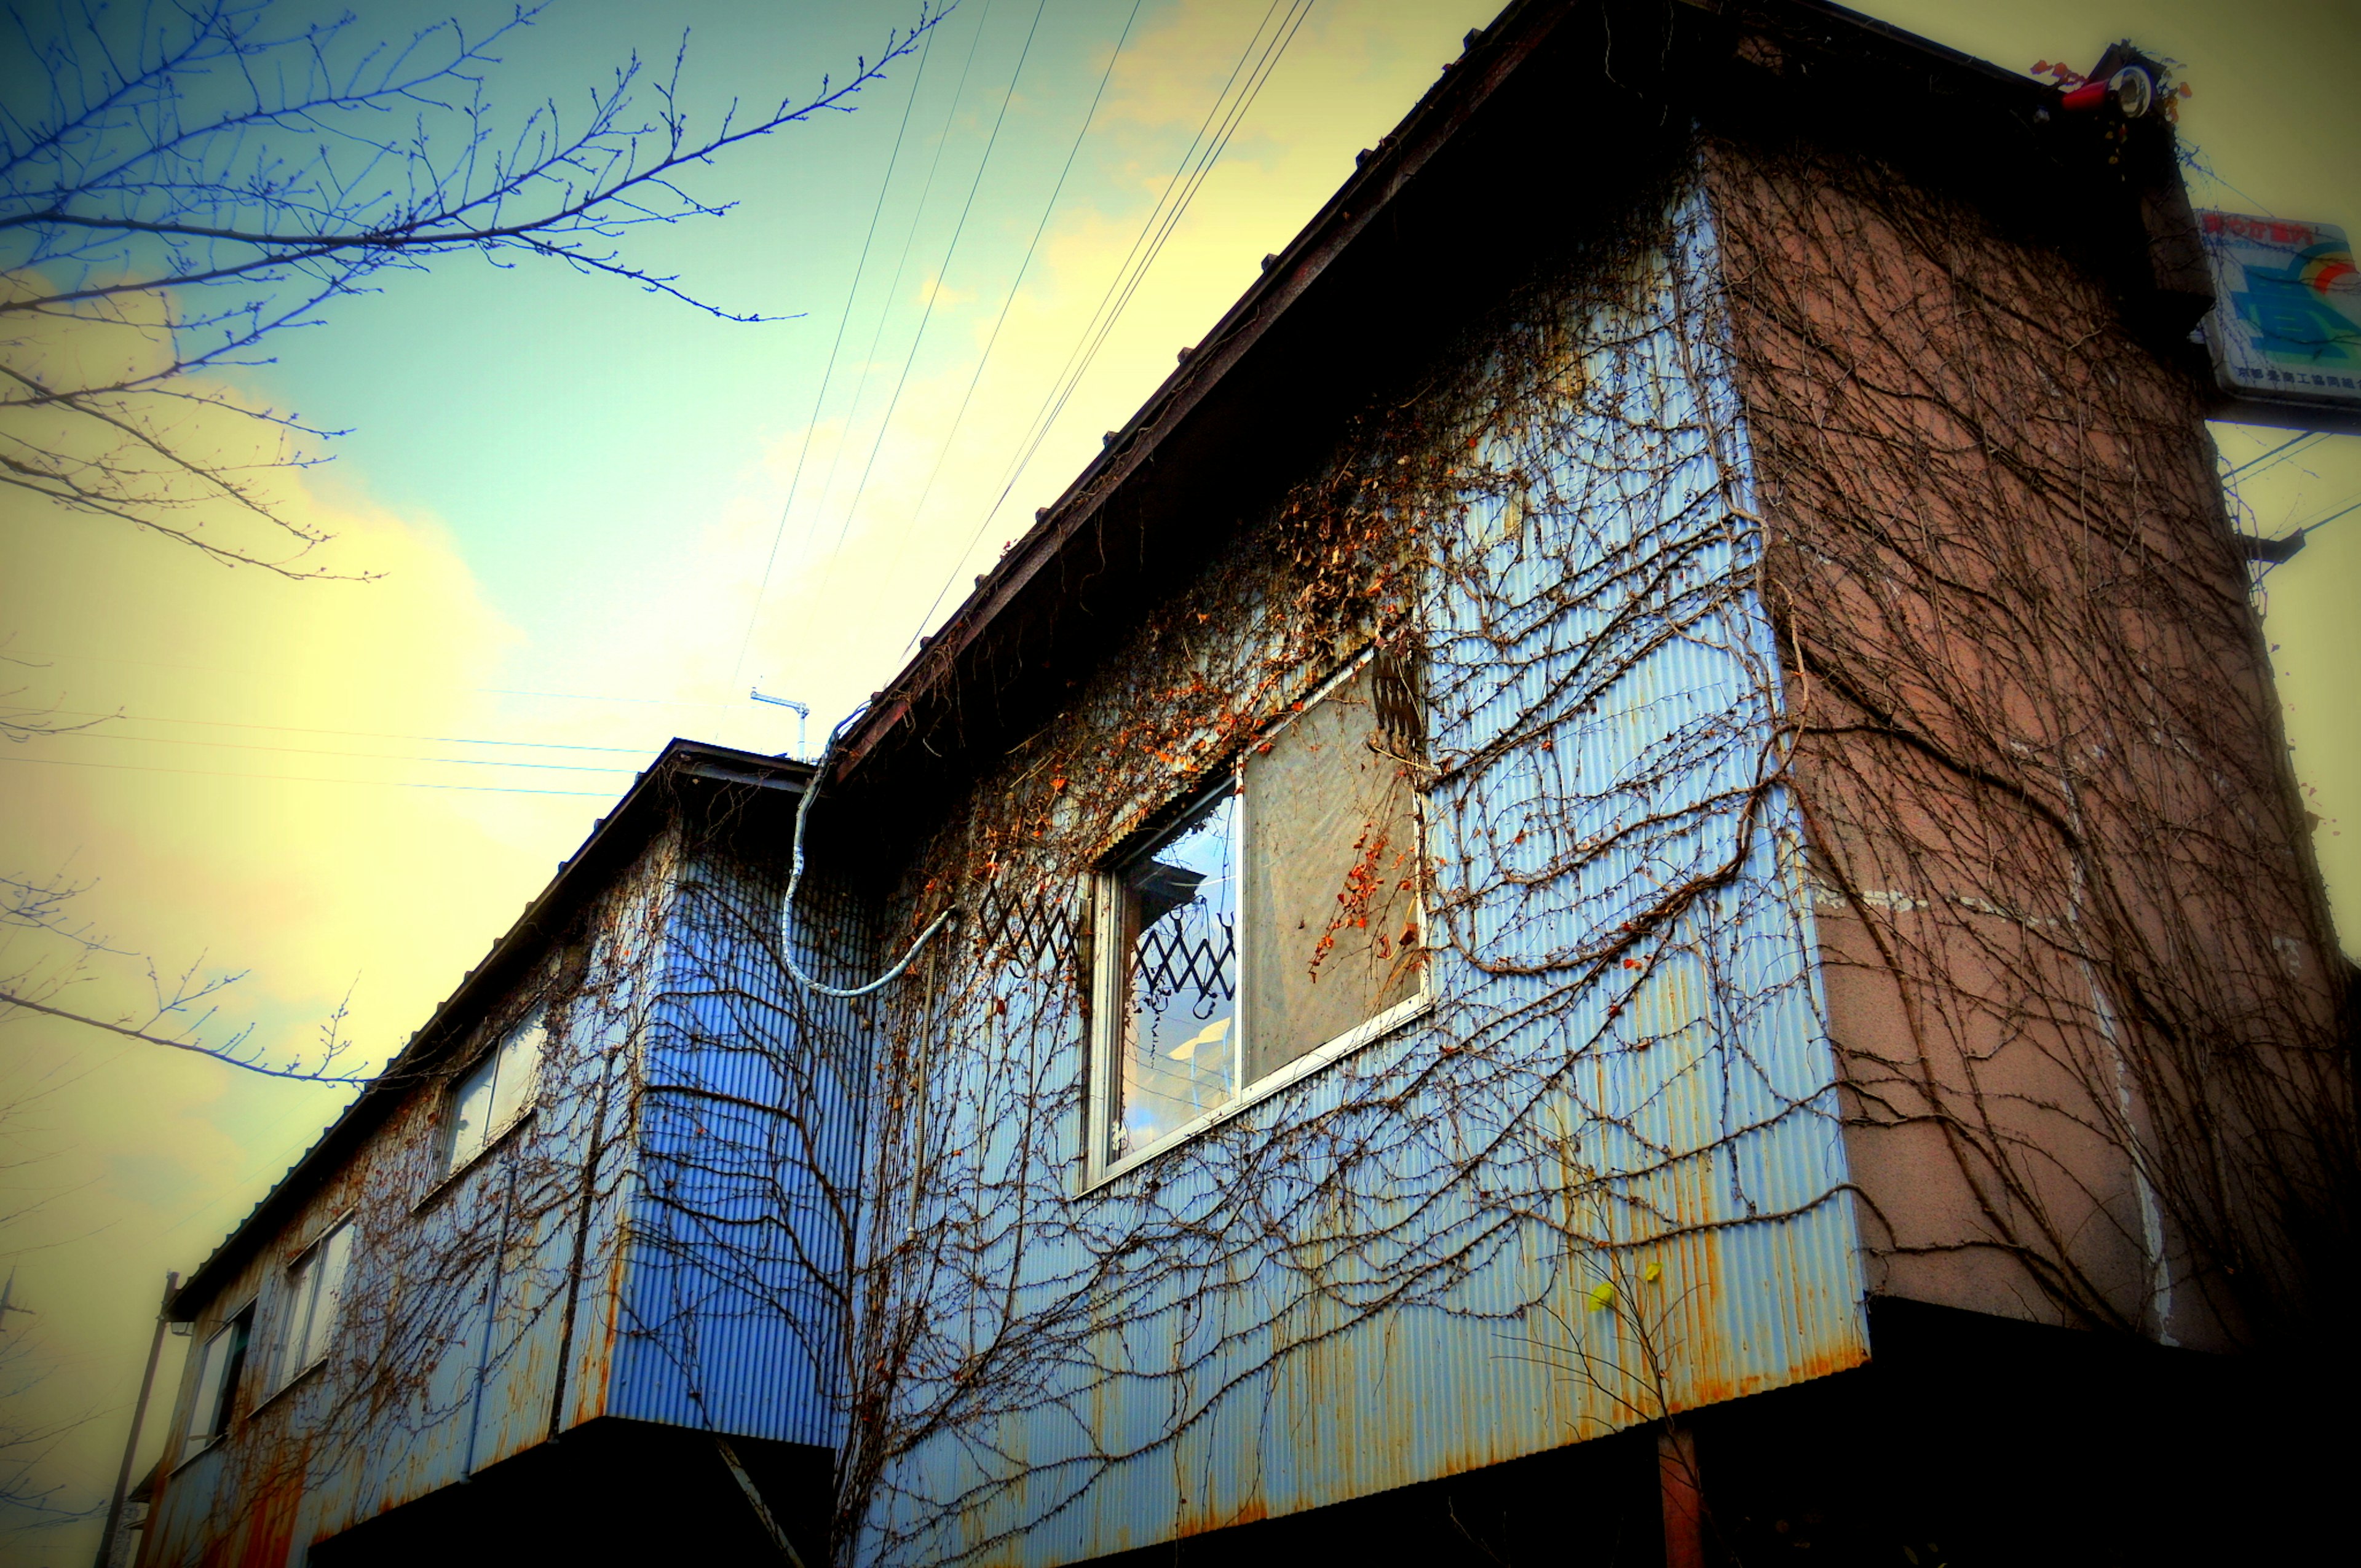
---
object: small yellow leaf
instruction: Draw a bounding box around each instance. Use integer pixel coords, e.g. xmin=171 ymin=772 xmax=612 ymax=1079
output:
xmin=1643 ymin=1262 xmax=1663 ymax=1283
xmin=1587 ymin=1282 xmax=1615 ymax=1311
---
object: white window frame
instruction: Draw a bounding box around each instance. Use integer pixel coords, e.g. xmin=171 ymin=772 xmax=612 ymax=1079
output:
xmin=1084 ymin=651 xmax=1433 ymax=1189
xmin=178 ymin=1299 xmax=253 ymax=1463
xmin=271 ymin=1214 xmax=355 ymax=1393
xmin=442 ymin=1009 xmax=545 ymax=1174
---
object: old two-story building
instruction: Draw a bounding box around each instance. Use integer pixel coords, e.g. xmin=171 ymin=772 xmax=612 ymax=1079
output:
xmin=132 ymin=2 xmax=2354 ymax=1564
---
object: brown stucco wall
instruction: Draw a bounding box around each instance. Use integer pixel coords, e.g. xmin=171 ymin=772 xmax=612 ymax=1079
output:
xmin=1706 ymin=129 xmax=2353 ymax=1353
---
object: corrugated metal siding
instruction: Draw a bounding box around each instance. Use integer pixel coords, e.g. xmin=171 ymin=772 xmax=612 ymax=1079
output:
xmin=136 ymin=834 xmax=678 ymax=1568
xmin=604 ymin=836 xmax=875 ymax=1450
xmin=853 ymin=181 xmax=1862 ymax=1567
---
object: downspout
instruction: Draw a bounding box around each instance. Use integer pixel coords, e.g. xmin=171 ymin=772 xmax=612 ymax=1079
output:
xmin=545 ymin=1029 xmax=625 ymax=1443
xmin=461 ymin=1157 xmax=521 ymax=1478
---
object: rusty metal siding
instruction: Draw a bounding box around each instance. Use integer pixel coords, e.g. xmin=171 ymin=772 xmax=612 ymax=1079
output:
xmin=853 ymin=181 xmax=1864 ymax=1568
xmin=604 ymin=841 xmax=872 ymax=1450
xmin=136 ymin=834 xmax=681 ymax=1568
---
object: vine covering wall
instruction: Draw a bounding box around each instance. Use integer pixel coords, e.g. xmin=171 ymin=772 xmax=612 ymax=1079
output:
xmin=146 ymin=825 xmax=680 ymax=1561
xmin=774 ymin=158 xmax=1864 ymax=1566
xmin=728 ymin=117 xmax=2353 ymax=1564
xmin=141 ymin=65 xmax=2359 ymax=1568
xmin=1704 ymin=132 xmax=2354 ymax=1353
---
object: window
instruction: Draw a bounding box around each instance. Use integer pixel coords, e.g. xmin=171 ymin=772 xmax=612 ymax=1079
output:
xmin=181 ymin=1305 xmax=251 ymax=1459
xmin=273 ymin=1218 xmax=354 ymax=1389
xmin=1091 ymin=653 xmax=1428 ymax=1177
xmin=446 ymin=1012 xmax=544 ymax=1171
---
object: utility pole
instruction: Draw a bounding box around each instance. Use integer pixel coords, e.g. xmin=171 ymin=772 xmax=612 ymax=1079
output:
xmin=93 ymin=1271 xmax=178 ymax=1568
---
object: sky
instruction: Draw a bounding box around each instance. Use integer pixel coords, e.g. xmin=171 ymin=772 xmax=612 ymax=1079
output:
xmin=2 ymin=0 xmax=2355 ymax=1560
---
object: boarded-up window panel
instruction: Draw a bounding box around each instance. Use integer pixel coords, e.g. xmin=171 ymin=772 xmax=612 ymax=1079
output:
xmin=1240 ymin=662 xmax=1423 ymax=1086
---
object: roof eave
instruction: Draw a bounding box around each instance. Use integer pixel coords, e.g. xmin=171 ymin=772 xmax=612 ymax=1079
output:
xmin=167 ymin=740 xmax=810 ymax=1319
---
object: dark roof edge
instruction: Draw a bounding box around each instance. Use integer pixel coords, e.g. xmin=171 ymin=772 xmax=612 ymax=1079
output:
xmin=829 ymin=0 xmax=2078 ymax=785
xmin=832 ymin=0 xmax=1568 ymax=777
xmin=167 ymin=739 xmax=810 ymax=1319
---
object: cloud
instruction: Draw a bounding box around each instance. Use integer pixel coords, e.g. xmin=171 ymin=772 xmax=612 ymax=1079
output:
xmin=0 ymin=282 xmax=560 ymax=1552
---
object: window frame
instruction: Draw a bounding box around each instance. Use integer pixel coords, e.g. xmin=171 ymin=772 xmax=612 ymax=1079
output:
xmin=268 ymin=1213 xmax=355 ymax=1395
xmin=177 ymin=1298 xmax=255 ymax=1466
xmin=1083 ymin=651 xmax=1433 ymax=1190
xmin=440 ymin=1008 xmax=545 ymax=1177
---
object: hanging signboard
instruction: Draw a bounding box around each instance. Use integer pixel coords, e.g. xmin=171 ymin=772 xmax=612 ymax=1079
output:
xmin=2199 ymin=211 xmax=2361 ymax=427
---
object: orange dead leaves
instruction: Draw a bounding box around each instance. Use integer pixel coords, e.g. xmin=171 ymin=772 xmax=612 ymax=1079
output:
xmin=1308 ymin=830 xmax=1398 ymax=980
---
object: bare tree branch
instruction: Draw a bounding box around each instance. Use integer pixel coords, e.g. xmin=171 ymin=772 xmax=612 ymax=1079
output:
xmin=0 ymin=0 xmax=943 ymax=571
xmin=1 ymin=870 xmax=369 ymax=1083
xmin=0 ymin=989 xmax=370 ymax=1083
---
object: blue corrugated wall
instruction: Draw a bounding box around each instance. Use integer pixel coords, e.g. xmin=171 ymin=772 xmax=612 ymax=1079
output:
xmin=606 ymin=828 xmax=873 ymax=1452
xmin=846 ymin=180 xmax=1864 ymax=1567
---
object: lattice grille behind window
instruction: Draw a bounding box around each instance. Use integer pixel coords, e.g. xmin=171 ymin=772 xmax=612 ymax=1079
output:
xmin=1095 ymin=654 xmax=1426 ymax=1174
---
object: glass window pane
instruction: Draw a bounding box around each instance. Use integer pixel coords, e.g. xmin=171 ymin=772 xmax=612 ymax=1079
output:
xmin=301 ymin=1223 xmax=354 ymax=1370
xmin=487 ymin=1016 xmax=542 ymax=1134
xmin=185 ymin=1330 xmax=228 ymax=1446
xmin=279 ymin=1251 xmax=318 ymax=1385
xmin=185 ymin=1313 xmax=248 ymax=1451
xmin=1110 ymin=786 xmax=1241 ymax=1162
xmin=448 ymin=1052 xmax=497 ymax=1169
xmin=1240 ymin=661 xmax=1425 ymax=1085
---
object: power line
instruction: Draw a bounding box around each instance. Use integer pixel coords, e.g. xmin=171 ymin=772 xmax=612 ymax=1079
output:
xmin=882 ymin=0 xmax=1149 ymax=593
xmin=2295 ymin=492 xmax=2361 ymax=537
xmin=19 ymin=649 xmax=733 ymax=711
xmin=2221 ymin=432 xmax=2322 ymax=481
xmin=811 ymin=0 xmax=1051 ymax=617
xmin=22 ymin=726 xmax=638 ymax=774
xmin=914 ymin=0 xmax=1316 ymax=639
xmin=18 ymin=707 xmax=646 ymax=753
xmin=727 ymin=12 xmax=947 ymax=694
xmin=803 ymin=0 xmax=1005 ymax=580
xmin=837 ymin=0 xmax=1051 ymax=537
xmin=0 ymin=753 xmax=618 ymax=797
xmin=1000 ymin=0 xmax=1314 ymax=489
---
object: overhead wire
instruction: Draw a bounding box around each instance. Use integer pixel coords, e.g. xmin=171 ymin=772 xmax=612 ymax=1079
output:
xmin=813 ymin=0 xmax=1051 ymax=612
xmin=0 ymin=753 xmax=617 ymax=796
xmin=727 ymin=11 xmax=947 ymax=695
xmin=19 ymin=649 xmax=735 ymax=711
xmin=989 ymin=0 xmax=1314 ymax=496
xmin=2221 ymin=431 xmax=2322 ymax=481
xmin=986 ymin=0 xmax=1300 ymax=507
xmin=2293 ymin=491 xmax=2360 ymax=537
xmin=16 ymin=707 xmax=646 ymax=753
xmin=20 ymin=726 xmax=638 ymax=773
xmin=803 ymin=0 xmax=1004 ymax=580
xmin=880 ymin=0 xmax=1150 ymax=599
xmin=910 ymin=0 xmax=1318 ymax=640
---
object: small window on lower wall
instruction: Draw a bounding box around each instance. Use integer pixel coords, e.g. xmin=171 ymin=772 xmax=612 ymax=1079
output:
xmin=445 ymin=1011 xmax=544 ymax=1173
xmin=1090 ymin=651 xmax=1428 ymax=1179
xmin=181 ymin=1304 xmax=251 ymax=1460
xmin=273 ymin=1218 xmax=354 ymax=1391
